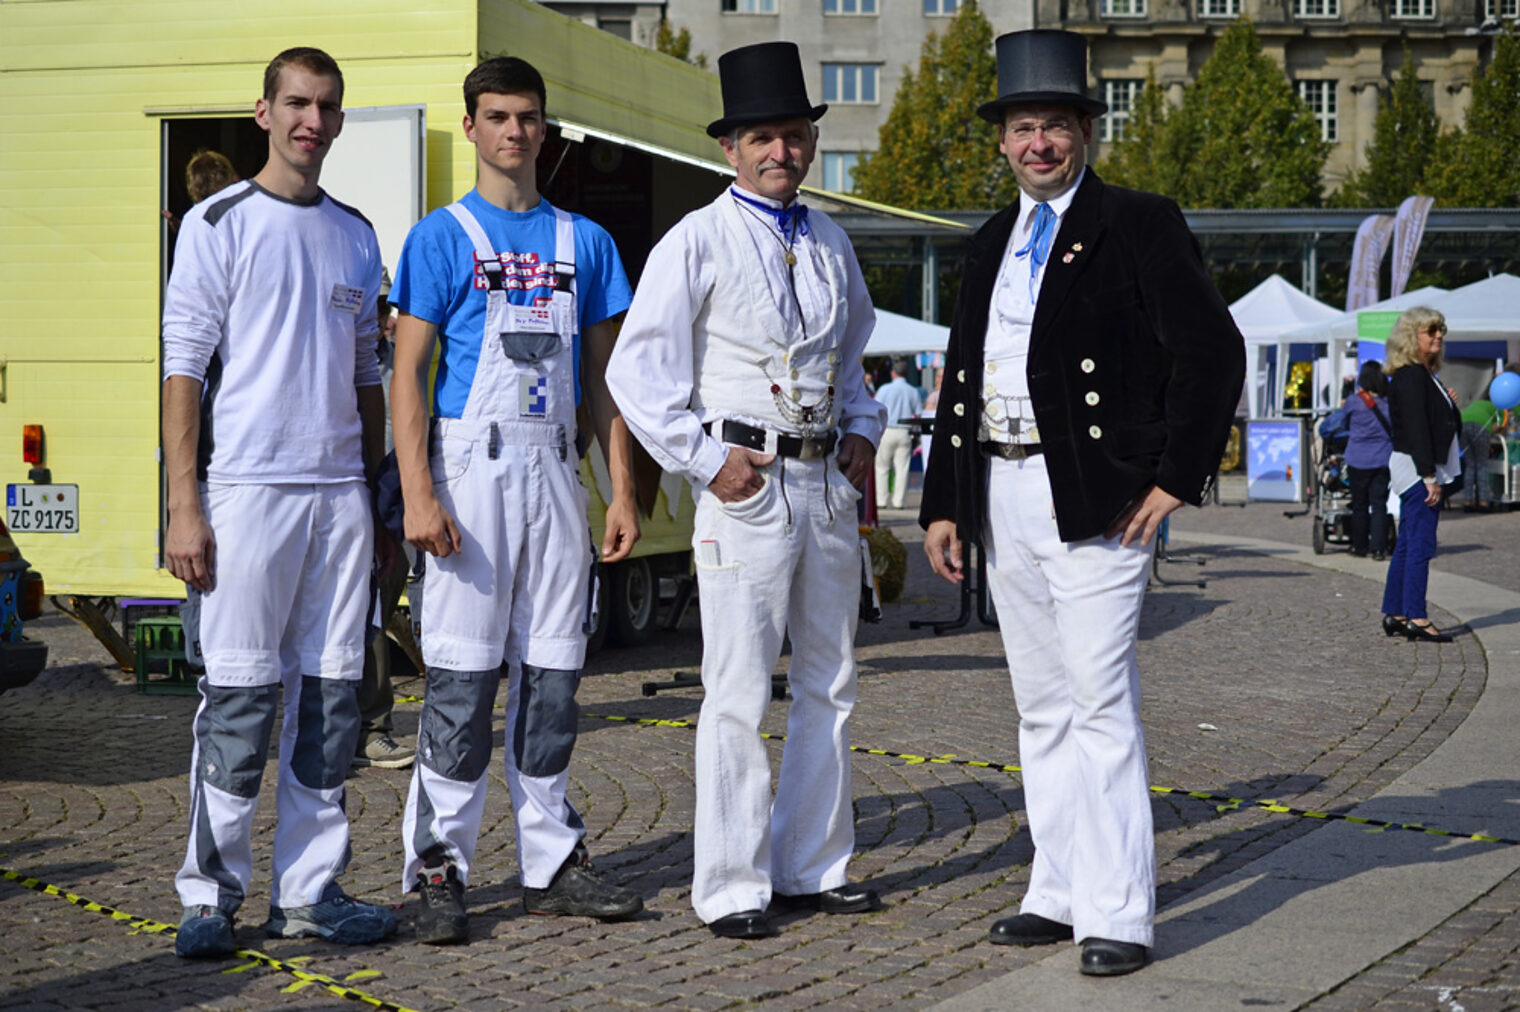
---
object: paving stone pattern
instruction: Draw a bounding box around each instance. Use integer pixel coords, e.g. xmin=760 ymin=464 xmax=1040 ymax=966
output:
xmin=0 ymin=492 xmax=1513 ymax=1010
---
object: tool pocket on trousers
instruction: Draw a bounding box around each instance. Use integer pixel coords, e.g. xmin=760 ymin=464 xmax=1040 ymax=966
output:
xmin=500 ymin=331 xmax=562 ymax=363
xmin=429 ymin=434 xmax=474 ymax=485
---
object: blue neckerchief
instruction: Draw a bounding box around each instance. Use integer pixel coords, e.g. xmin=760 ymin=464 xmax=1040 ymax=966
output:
xmin=1014 ymin=202 xmax=1055 ymax=301
xmin=730 ymin=188 xmax=811 ymax=243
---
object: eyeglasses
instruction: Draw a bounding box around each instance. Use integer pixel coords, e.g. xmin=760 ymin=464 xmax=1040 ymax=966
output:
xmin=1004 ymin=119 xmax=1077 ymax=143
xmin=1422 ymin=325 xmax=1447 ymax=336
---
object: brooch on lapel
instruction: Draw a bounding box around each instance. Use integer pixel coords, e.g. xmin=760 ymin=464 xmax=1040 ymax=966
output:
xmin=1062 ymin=242 xmax=1084 ymax=265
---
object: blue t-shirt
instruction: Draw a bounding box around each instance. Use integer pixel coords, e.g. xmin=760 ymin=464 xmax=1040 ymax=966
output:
xmin=389 ymin=190 xmax=632 ymax=417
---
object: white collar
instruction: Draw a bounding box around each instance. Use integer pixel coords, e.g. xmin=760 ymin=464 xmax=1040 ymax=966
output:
xmin=1016 ymin=167 xmax=1085 ymax=232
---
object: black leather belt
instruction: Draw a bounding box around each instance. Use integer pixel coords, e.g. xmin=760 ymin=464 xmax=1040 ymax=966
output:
xmin=705 ymin=420 xmax=838 ymax=460
xmin=981 ymin=440 xmax=1043 ymax=460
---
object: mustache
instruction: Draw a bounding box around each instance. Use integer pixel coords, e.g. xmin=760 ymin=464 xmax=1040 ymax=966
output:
xmin=757 ymin=158 xmax=800 ymax=173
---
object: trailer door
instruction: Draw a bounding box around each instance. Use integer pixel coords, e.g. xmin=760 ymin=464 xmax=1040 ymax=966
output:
xmin=318 ymin=105 xmax=427 ymax=278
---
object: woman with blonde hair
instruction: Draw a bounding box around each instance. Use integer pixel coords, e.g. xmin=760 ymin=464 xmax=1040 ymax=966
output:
xmin=1380 ymin=307 xmax=1461 ymax=643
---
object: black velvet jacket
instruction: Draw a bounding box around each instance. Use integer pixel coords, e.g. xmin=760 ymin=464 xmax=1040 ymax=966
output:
xmin=918 ymin=171 xmax=1245 ymax=544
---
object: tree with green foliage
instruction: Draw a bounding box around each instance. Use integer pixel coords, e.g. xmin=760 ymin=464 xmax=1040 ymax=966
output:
xmin=1161 ymin=20 xmax=1330 ymax=207
xmin=655 ymin=19 xmax=706 ymax=69
xmin=1424 ymin=30 xmax=1520 ymax=207
xmin=1095 ymin=65 xmax=1170 ymax=194
xmin=1333 ymin=47 xmax=1439 ymax=207
xmin=853 ymin=0 xmax=1015 ymax=209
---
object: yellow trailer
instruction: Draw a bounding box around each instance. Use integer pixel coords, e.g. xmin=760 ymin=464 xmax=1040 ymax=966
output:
xmin=0 ymin=0 xmax=732 ymax=663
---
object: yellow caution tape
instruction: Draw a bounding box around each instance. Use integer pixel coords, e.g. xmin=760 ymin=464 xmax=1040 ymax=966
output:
xmin=0 ymin=868 xmax=417 ymax=1012
xmin=581 ymin=712 xmax=1520 ymax=847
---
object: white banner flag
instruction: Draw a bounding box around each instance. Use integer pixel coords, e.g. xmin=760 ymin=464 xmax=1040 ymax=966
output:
xmin=1390 ymin=195 xmax=1435 ymax=298
xmin=1346 ymin=213 xmax=1395 ymax=311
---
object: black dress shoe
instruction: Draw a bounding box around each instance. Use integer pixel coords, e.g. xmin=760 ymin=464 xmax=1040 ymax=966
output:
xmin=773 ymin=885 xmax=881 ymax=915
xmin=708 ymin=909 xmax=776 ymax=939
xmin=1382 ymin=615 xmax=1407 ymax=637
xmin=1080 ymin=937 xmax=1149 ymax=976
xmin=988 ymin=913 xmax=1074 ymax=947
xmin=1404 ymin=621 xmax=1454 ymax=643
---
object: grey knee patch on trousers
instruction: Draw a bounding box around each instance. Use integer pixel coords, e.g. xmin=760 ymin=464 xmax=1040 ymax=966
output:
xmin=418 ymin=666 xmax=502 ymax=782
xmin=292 ymin=676 xmax=361 ymax=790
xmin=195 ymin=683 xmax=280 ymax=798
xmin=514 ymin=665 xmax=581 ymax=778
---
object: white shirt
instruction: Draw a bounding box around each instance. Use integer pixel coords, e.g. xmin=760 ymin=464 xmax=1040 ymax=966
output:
xmin=609 ymin=188 xmax=884 ymax=487
xmin=162 ymin=181 xmax=382 ymax=484
xmin=980 ymin=169 xmax=1085 ymax=444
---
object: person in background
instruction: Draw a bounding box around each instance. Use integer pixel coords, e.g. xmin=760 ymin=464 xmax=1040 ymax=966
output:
xmin=873 ymin=358 xmax=924 ymax=510
xmin=1343 ymin=361 xmax=1393 ymax=560
xmin=920 ymin=369 xmax=943 ymax=474
xmin=1381 ymin=307 xmax=1461 ymax=643
xmin=163 ymin=149 xmax=240 ymax=234
xmin=353 ymin=267 xmax=416 ymax=770
xmin=1459 ymin=381 xmax=1500 ymax=512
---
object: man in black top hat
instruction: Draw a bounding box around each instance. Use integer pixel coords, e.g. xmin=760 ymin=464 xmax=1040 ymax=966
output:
xmin=609 ymin=41 xmax=886 ymax=940
xmin=920 ymin=29 xmax=1243 ymax=975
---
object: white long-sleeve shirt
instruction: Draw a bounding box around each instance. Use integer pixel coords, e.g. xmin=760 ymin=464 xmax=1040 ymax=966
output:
xmin=609 ymin=188 xmax=884 ymax=488
xmin=162 ymin=181 xmax=382 ymax=483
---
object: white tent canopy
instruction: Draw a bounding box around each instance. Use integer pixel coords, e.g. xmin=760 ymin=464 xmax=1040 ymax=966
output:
xmin=1281 ymin=275 xmax=1520 ymax=404
xmin=1228 ymin=275 xmax=1342 ymax=418
xmin=864 ymin=308 xmax=950 ymax=356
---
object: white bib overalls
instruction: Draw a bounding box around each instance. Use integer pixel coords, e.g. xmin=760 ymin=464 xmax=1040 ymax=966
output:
xmin=402 ymin=202 xmax=595 ymax=891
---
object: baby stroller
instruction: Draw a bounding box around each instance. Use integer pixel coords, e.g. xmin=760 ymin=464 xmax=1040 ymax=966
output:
xmin=1309 ymin=418 xmax=1352 ymax=554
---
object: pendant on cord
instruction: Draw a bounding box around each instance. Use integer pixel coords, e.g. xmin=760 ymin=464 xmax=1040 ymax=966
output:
xmin=785 ymin=250 xmax=797 ymax=266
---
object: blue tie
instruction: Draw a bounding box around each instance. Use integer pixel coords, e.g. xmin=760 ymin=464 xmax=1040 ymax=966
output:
xmin=730 ymin=188 xmax=811 ymax=242
xmin=1015 ymin=202 xmax=1055 ymax=300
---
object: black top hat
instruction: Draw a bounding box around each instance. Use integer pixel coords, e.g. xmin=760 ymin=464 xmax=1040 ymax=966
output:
xmin=976 ymin=30 xmax=1107 ymax=124
xmin=706 ymin=42 xmax=828 ymax=139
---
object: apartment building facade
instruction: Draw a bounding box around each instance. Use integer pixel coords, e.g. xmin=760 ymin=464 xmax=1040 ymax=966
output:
xmin=541 ymin=0 xmax=1505 ymax=193
xmin=539 ymin=0 xmax=1036 ymax=192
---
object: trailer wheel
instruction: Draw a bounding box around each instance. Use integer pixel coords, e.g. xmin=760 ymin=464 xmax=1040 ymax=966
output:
xmin=608 ymin=557 xmax=655 ymax=647
xmin=1312 ymin=518 xmax=1326 ymax=554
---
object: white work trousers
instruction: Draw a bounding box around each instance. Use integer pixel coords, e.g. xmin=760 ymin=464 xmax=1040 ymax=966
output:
xmin=419 ymin=425 xmax=592 ymax=673
xmin=981 ymin=455 xmax=1156 ymax=947
xmin=177 ymin=482 xmax=372 ymax=912
xmin=874 ymin=427 xmax=914 ymax=509
xmin=690 ymin=455 xmax=863 ymax=923
xmin=406 ymin=424 xmax=592 ymax=889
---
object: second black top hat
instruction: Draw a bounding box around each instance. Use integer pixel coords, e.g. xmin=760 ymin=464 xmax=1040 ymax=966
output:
xmin=977 ymin=30 xmax=1108 ymax=124
xmin=707 ymin=42 xmax=829 ymax=139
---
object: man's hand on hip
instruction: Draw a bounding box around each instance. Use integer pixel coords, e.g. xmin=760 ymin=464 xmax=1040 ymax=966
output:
xmin=835 ymin=433 xmax=875 ymax=491
xmin=1105 ymin=484 xmax=1184 ymax=548
xmin=924 ymin=519 xmax=963 ymax=584
xmin=709 ymin=447 xmax=774 ymax=503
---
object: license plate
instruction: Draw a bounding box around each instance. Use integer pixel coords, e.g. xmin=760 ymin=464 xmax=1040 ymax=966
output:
xmin=6 ymin=483 xmax=79 ymax=533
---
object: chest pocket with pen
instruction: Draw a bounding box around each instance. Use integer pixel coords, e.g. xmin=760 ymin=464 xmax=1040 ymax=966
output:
xmin=445 ymin=201 xmax=579 ymax=430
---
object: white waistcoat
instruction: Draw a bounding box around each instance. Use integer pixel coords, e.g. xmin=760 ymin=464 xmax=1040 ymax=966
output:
xmin=689 ymin=195 xmax=853 ymax=438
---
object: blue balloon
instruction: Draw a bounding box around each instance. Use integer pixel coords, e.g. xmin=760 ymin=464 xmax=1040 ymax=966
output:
xmin=1491 ymin=371 xmax=1520 ymax=412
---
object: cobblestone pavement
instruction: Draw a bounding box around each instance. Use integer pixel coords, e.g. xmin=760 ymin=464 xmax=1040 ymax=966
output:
xmin=0 ymin=487 xmax=1513 ymax=1010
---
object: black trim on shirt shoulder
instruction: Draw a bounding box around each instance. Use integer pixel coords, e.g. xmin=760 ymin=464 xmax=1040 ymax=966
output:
xmin=325 ymin=192 xmax=373 ymax=228
xmin=203 ymin=185 xmax=260 ymax=227
xmin=245 ymin=179 xmax=325 ymax=208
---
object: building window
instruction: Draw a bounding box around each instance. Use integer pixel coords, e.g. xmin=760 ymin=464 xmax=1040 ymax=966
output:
xmin=823 ymin=152 xmax=863 ymax=193
xmin=1293 ymin=0 xmax=1340 ymax=17
xmin=722 ymin=0 xmax=777 ymax=12
xmin=826 ymin=0 xmax=877 ymax=12
xmin=1486 ymin=0 xmax=1518 ymax=16
xmin=1199 ymin=0 xmax=1240 ymax=14
xmin=1099 ymin=80 xmax=1143 ymax=142
xmin=822 ymin=63 xmax=879 ymax=104
xmin=1296 ymin=80 xmax=1338 ymax=142
xmin=923 ymin=0 xmax=960 ymax=14
xmin=597 ymin=17 xmax=632 ymax=40
xmin=1391 ymin=0 xmax=1434 ymax=14
xmin=1100 ymin=0 xmax=1147 ymax=17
